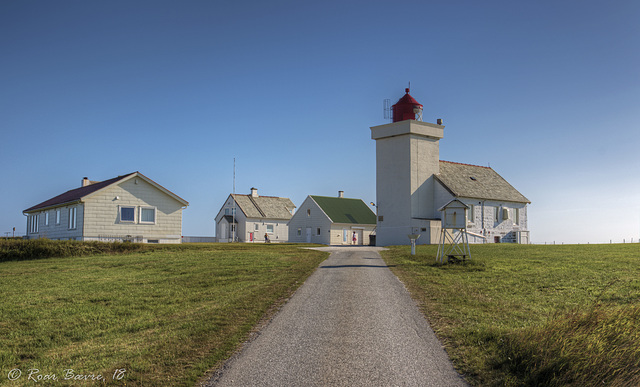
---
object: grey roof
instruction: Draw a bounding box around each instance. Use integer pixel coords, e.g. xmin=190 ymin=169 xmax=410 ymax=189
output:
xmin=436 ymin=161 xmax=530 ymax=203
xmin=232 ymin=194 xmax=295 ymax=220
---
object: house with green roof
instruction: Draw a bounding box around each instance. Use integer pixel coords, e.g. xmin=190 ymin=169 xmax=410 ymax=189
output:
xmin=287 ymin=192 xmax=376 ymax=245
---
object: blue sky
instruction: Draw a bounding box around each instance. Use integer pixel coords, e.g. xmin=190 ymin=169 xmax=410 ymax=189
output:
xmin=1 ymin=0 xmax=638 ymax=244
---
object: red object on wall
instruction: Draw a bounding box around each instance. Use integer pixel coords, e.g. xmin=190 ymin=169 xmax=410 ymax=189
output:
xmin=392 ymin=88 xmax=423 ymax=122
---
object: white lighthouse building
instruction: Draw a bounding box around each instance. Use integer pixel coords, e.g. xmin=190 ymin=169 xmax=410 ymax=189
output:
xmin=371 ymin=88 xmax=530 ymax=246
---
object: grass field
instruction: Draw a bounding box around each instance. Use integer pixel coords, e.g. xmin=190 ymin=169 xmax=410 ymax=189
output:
xmin=381 ymin=243 xmax=640 ymax=386
xmin=0 ymin=241 xmax=328 ymax=386
xmin=3 ymin=241 xmax=639 ymax=386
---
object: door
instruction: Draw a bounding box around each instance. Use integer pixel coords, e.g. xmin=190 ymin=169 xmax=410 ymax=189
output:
xmin=221 ymin=223 xmax=228 ymax=242
xmin=353 ymin=229 xmax=363 ymax=245
xmin=306 ymin=227 xmax=312 ymax=243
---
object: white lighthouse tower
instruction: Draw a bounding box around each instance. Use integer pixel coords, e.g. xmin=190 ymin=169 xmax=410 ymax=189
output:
xmin=370 ymin=88 xmax=444 ymax=246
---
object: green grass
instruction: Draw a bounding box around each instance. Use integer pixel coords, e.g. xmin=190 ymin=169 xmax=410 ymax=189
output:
xmin=0 ymin=242 xmax=328 ymax=386
xmin=381 ymin=243 xmax=640 ymax=386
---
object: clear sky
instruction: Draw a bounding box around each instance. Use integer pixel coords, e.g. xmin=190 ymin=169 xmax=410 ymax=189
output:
xmin=1 ymin=0 xmax=639 ymax=244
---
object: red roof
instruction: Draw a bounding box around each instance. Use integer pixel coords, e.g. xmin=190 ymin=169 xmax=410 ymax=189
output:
xmin=392 ymin=88 xmax=423 ymax=122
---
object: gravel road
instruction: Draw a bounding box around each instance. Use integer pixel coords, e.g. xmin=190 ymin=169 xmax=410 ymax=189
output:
xmin=205 ymin=246 xmax=467 ymax=386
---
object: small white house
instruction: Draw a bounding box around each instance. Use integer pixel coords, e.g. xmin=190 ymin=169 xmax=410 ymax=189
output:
xmin=215 ymin=188 xmax=295 ymax=243
xmin=23 ymin=172 xmax=189 ymax=243
xmin=288 ymin=192 xmax=377 ymax=245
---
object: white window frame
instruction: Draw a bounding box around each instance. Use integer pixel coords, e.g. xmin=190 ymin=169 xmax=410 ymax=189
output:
xmin=45 ymin=212 xmax=49 ymax=226
xmin=56 ymin=209 xmax=61 ymax=225
xmin=254 ymin=223 xmax=260 ymax=231
xmin=119 ymin=206 xmax=136 ymax=223
xmin=266 ymin=224 xmax=274 ymax=234
xmin=29 ymin=214 xmax=39 ymax=234
xmin=467 ymin=204 xmax=474 ymax=223
xmin=139 ymin=207 xmax=156 ymax=224
xmin=68 ymin=207 xmax=77 ymax=230
xmin=514 ymin=208 xmax=520 ymax=225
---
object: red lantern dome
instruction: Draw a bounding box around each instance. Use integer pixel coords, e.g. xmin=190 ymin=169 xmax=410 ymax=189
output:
xmin=392 ymin=88 xmax=423 ymax=122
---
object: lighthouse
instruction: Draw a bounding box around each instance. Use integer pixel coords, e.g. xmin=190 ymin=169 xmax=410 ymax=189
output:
xmin=370 ymin=88 xmax=444 ymax=246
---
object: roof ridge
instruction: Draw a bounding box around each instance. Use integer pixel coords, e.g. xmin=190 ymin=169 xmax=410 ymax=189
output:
xmin=248 ymin=195 xmax=267 ymax=217
xmin=439 ymin=160 xmax=491 ymax=169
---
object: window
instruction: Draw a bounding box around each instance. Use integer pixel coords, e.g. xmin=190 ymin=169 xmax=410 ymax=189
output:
xmin=467 ymin=205 xmax=474 ymax=223
xmin=494 ymin=207 xmax=500 ymax=223
xmin=140 ymin=207 xmax=156 ymax=224
xmin=120 ymin=206 xmax=135 ymax=223
xmin=68 ymin=207 xmax=77 ymax=229
xmin=307 ymin=209 xmax=311 ymax=216
xmin=266 ymin=224 xmax=274 ymax=233
xmin=316 ymin=228 xmax=321 ymax=236
xmin=502 ymin=208 xmax=509 ymax=221
xmin=45 ymin=212 xmax=49 ymax=226
xmin=224 ymin=208 xmax=236 ymax=216
xmin=29 ymin=214 xmax=39 ymax=233
xmin=56 ymin=209 xmax=61 ymax=225
xmin=514 ymin=208 xmax=520 ymax=225
xmin=254 ymin=224 xmax=259 ymax=231
xmin=297 ymin=228 xmax=302 ymax=236
xmin=343 ymin=229 xmax=347 ymax=242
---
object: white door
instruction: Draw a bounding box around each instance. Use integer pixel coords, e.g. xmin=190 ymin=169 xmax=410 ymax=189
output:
xmin=221 ymin=223 xmax=228 ymax=241
xmin=306 ymin=227 xmax=312 ymax=243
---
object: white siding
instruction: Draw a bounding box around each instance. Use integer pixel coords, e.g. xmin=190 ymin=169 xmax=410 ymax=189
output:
xmin=457 ymin=198 xmax=528 ymax=244
xmin=287 ymin=196 xmax=332 ymax=244
xmin=27 ymin=204 xmax=85 ymax=241
xmin=328 ymin=224 xmax=376 ymax=245
xmin=82 ymin=177 xmax=184 ymax=243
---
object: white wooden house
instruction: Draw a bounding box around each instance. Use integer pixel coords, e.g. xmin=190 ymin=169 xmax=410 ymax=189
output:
xmin=23 ymin=172 xmax=188 ymax=243
xmin=215 ymin=188 xmax=295 ymax=243
xmin=288 ymin=192 xmax=377 ymax=245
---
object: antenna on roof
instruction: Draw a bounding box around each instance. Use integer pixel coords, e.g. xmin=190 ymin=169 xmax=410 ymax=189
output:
xmin=383 ymin=99 xmax=391 ymax=121
xmin=232 ymin=158 xmax=236 ymax=242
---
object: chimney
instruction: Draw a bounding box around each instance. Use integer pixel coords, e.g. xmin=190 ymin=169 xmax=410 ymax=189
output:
xmin=82 ymin=177 xmax=91 ymax=187
xmin=250 ymin=187 xmax=259 ymax=198
xmin=338 ymin=190 xmax=344 ymax=198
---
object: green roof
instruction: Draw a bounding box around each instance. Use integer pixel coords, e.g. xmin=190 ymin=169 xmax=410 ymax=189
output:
xmin=310 ymin=196 xmax=376 ymax=225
